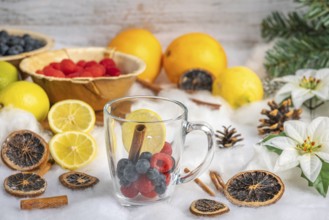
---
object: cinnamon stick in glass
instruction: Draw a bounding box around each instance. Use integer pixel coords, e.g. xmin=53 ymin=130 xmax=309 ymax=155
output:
xmin=128 ymin=124 xmax=146 ymax=162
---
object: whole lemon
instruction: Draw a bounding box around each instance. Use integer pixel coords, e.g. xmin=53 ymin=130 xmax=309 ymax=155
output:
xmin=212 ymin=66 xmax=263 ymax=108
xmin=0 ymin=81 xmax=50 ymax=121
xmin=0 ymin=61 xmax=18 ymax=91
xmin=163 ymin=32 xmax=227 ymax=84
xmin=108 ymin=28 xmax=162 ymax=82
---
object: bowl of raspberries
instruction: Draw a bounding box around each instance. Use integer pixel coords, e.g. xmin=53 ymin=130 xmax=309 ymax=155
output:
xmin=19 ymin=47 xmax=146 ymax=117
xmin=0 ymin=28 xmax=54 ymax=69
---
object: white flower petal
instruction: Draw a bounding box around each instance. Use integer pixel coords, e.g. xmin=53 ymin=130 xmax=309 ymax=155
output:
xmin=315 ymin=68 xmax=329 ymax=80
xmin=274 ymin=84 xmax=296 ymax=104
xmin=312 ymin=83 xmax=329 ymax=100
xmin=274 ymin=75 xmax=299 ymax=83
xmin=264 ymin=136 xmax=297 ymax=150
xmin=307 ymin=117 xmax=329 ymax=140
xmin=291 ymin=88 xmax=314 ymax=108
xmin=284 ymin=120 xmax=307 ymax=143
xmin=274 ymin=148 xmax=300 ymax=171
xmin=315 ymin=152 xmax=329 ymax=163
xmin=296 ymin=69 xmax=316 ymax=78
xmin=299 ymin=154 xmax=322 ymax=182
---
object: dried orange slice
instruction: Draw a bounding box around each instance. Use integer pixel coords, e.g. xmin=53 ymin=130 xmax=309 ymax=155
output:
xmin=4 ymin=172 xmax=47 ymax=197
xmin=190 ymin=199 xmax=230 ymax=217
xmin=224 ymin=170 xmax=285 ymax=207
xmin=1 ymin=130 xmax=49 ymax=171
xmin=49 ymin=131 xmax=97 ymax=170
xmin=59 ymin=171 xmax=99 ymax=189
xmin=48 ymin=99 xmax=95 ymax=134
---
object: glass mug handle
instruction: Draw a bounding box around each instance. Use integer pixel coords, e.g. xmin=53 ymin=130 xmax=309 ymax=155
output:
xmin=177 ymin=121 xmax=215 ymax=184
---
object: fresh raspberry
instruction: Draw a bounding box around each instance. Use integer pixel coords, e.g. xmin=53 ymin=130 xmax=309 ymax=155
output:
xmin=133 ymin=175 xmax=155 ymax=193
xmin=66 ymin=72 xmax=80 ymax=78
xmin=50 ymin=62 xmax=61 ymax=70
xmin=141 ymin=190 xmax=157 ymax=198
xmin=43 ymin=66 xmax=65 ymax=77
xmin=84 ymin=61 xmax=98 ymax=68
xmin=77 ymin=60 xmax=87 ymax=67
xmin=79 ymin=70 xmax=93 ymax=77
xmin=160 ymin=142 xmax=172 ymax=155
xmin=120 ymin=185 xmax=139 ymax=198
xmin=150 ymin=153 xmax=174 ymax=173
xmin=100 ymin=58 xmax=116 ymax=68
xmin=36 ymin=70 xmax=44 ymax=75
xmin=60 ymin=59 xmax=77 ymax=75
xmin=85 ymin=64 xmax=106 ymax=77
xmin=163 ymin=173 xmax=171 ymax=186
xmin=105 ymin=66 xmax=121 ymax=76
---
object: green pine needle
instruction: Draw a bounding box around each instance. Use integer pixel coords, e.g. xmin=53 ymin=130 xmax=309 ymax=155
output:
xmin=265 ymin=35 xmax=329 ymax=77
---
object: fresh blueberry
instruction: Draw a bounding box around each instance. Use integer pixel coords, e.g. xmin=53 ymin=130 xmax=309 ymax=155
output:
xmin=152 ymin=173 xmax=166 ymax=186
xmin=119 ymin=177 xmax=131 ymax=187
xmin=6 ymin=45 xmax=23 ymax=55
xmin=146 ymin=167 xmax=160 ymax=180
xmin=155 ymin=182 xmax=167 ymax=195
xmin=135 ymin=159 xmax=150 ymax=174
xmin=139 ymin=152 xmax=152 ymax=161
xmin=117 ymin=159 xmax=132 ymax=172
xmin=123 ymin=164 xmax=139 ymax=182
xmin=0 ymin=43 xmax=9 ymax=56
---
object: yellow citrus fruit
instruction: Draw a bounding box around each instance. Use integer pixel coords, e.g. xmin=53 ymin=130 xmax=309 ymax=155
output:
xmin=0 ymin=61 xmax=18 ymax=91
xmin=48 ymin=99 xmax=96 ymax=134
xmin=163 ymin=32 xmax=227 ymax=84
xmin=0 ymin=81 xmax=49 ymax=121
xmin=49 ymin=131 xmax=97 ymax=170
xmin=212 ymin=66 xmax=264 ymax=108
xmin=108 ymin=28 xmax=162 ymax=82
xmin=122 ymin=109 xmax=166 ymax=154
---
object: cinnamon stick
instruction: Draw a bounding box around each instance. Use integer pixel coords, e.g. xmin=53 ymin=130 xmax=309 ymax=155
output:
xmin=189 ymin=98 xmax=221 ymax=110
xmin=184 ymin=168 xmax=215 ymax=197
xmin=209 ymin=171 xmax=226 ymax=193
xmin=128 ymin=124 xmax=146 ymax=162
xmin=20 ymin=195 xmax=68 ymax=210
xmin=137 ymin=78 xmax=163 ymax=94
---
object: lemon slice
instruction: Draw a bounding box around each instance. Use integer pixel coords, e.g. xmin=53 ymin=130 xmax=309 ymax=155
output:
xmin=48 ymin=99 xmax=96 ymax=134
xmin=49 ymin=131 xmax=97 ymax=170
xmin=122 ymin=109 xmax=166 ymax=154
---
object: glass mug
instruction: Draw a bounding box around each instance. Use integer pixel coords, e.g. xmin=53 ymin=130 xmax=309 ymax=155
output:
xmin=104 ymin=96 xmax=215 ymax=206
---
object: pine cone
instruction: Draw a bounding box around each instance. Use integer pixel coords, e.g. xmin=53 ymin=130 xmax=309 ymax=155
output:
xmin=258 ymin=99 xmax=302 ymax=135
xmin=216 ymin=125 xmax=243 ymax=148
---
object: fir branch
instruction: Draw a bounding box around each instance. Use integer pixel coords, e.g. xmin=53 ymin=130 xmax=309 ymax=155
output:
xmin=261 ymin=11 xmax=321 ymax=42
xmin=264 ymin=35 xmax=329 ymax=77
xmin=296 ymin=0 xmax=329 ymax=29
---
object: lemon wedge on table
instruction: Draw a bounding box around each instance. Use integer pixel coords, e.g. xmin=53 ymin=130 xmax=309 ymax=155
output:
xmin=122 ymin=109 xmax=166 ymax=154
xmin=49 ymin=131 xmax=97 ymax=170
xmin=48 ymin=99 xmax=96 ymax=134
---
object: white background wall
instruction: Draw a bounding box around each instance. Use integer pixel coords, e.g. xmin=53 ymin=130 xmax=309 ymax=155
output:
xmin=0 ymin=0 xmax=297 ymax=66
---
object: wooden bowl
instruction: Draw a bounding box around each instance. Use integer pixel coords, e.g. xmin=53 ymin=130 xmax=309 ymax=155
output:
xmin=0 ymin=28 xmax=54 ymax=71
xmin=19 ymin=47 xmax=146 ymax=114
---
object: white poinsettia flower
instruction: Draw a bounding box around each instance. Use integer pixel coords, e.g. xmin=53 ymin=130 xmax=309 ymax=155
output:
xmin=274 ymin=68 xmax=329 ymax=108
xmin=264 ymin=117 xmax=329 ymax=182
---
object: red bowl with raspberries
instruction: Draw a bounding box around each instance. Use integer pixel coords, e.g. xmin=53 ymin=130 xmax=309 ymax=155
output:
xmin=19 ymin=47 xmax=145 ymax=115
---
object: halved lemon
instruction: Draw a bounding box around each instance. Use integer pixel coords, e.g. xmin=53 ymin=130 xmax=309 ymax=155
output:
xmin=122 ymin=109 xmax=166 ymax=154
xmin=49 ymin=131 xmax=97 ymax=170
xmin=48 ymin=99 xmax=96 ymax=134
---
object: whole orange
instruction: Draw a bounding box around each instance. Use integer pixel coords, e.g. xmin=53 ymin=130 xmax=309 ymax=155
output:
xmin=108 ymin=28 xmax=162 ymax=82
xmin=163 ymin=33 xmax=227 ymax=84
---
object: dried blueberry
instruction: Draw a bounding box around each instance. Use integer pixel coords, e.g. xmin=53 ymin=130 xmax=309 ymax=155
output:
xmin=135 ymin=159 xmax=150 ymax=174
xmin=0 ymin=43 xmax=9 ymax=56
